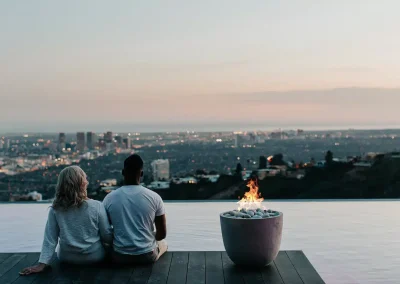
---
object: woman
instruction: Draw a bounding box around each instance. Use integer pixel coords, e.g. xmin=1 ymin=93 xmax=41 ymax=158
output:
xmin=20 ymin=166 xmax=112 ymax=275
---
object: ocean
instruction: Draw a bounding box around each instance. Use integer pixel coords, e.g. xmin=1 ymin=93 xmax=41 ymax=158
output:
xmin=1 ymin=200 xmax=399 ymax=284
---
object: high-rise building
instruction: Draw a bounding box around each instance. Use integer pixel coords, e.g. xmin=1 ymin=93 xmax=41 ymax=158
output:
xmin=106 ymin=142 xmax=113 ymax=151
xmin=0 ymin=138 xmax=10 ymax=150
xmin=122 ymin=137 xmax=132 ymax=149
xmin=105 ymin=131 xmax=113 ymax=143
xmin=58 ymin=133 xmax=66 ymax=151
xmin=98 ymin=138 xmax=106 ymax=150
xmin=126 ymin=137 xmax=132 ymax=149
xmin=234 ymin=134 xmax=240 ymax=148
xmin=115 ymin=136 xmax=122 ymax=147
xmin=5 ymin=138 xmax=10 ymax=150
xmin=151 ymin=159 xmax=170 ymax=181
xmin=76 ymin=132 xmax=85 ymax=152
xmin=86 ymin=132 xmax=95 ymax=149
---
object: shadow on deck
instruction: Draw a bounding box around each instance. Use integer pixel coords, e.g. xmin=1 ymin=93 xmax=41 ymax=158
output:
xmin=0 ymin=251 xmax=325 ymax=284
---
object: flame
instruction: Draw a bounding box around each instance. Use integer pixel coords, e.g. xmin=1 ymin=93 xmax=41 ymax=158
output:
xmin=237 ymin=179 xmax=264 ymax=210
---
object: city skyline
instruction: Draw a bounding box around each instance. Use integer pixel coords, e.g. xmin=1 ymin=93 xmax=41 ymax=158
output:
xmin=1 ymin=1 xmax=400 ymax=131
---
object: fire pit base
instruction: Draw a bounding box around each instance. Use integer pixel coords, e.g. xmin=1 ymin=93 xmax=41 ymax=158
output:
xmin=220 ymin=212 xmax=283 ymax=267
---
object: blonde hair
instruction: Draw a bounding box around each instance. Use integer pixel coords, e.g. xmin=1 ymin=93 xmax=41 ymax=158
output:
xmin=52 ymin=166 xmax=88 ymax=210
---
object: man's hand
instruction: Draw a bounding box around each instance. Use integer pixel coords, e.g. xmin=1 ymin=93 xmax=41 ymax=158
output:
xmin=154 ymin=214 xmax=167 ymax=241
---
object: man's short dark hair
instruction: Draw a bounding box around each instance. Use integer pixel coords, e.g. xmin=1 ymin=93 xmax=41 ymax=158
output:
xmin=124 ymin=154 xmax=144 ymax=173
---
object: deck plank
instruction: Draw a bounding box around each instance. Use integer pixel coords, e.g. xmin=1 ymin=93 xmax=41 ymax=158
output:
xmin=0 ymin=254 xmax=26 ymax=278
xmin=50 ymin=262 xmax=81 ymax=283
xmin=241 ymin=268 xmax=265 ymax=284
xmin=167 ymin=252 xmax=189 ymax=284
xmin=77 ymin=265 xmax=103 ymax=284
xmin=27 ymin=254 xmax=60 ymax=284
xmin=13 ymin=271 xmax=41 ymax=284
xmin=93 ymin=263 xmax=116 ymax=284
xmin=261 ymin=262 xmax=284 ymax=284
xmin=108 ymin=265 xmax=131 ymax=284
xmin=0 ymin=253 xmax=12 ymax=264
xmin=205 ymin=252 xmax=224 ymax=284
xmin=77 ymin=262 xmax=115 ymax=284
xmin=186 ymin=252 xmax=205 ymax=284
xmin=221 ymin=252 xmax=244 ymax=284
xmin=0 ymin=251 xmax=322 ymax=284
xmin=274 ymin=252 xmax=303 ymax=284
xmin=129 ymin=264 xmax=153 ymax=283
xmin=147 ymin=252 xmax=172 ymax=284
xmin=286 ymin=251 xmax=325 ymax=284
xmin=0 ymin=253 xmax=39 ymax=284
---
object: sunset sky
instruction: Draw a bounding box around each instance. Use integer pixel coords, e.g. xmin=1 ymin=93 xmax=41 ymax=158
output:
xmin=1 ymin=1 xmax=400 ymax=132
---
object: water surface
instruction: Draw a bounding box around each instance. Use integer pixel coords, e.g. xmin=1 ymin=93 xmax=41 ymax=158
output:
xmin=0 ymin=201 xmax=398 ymax=284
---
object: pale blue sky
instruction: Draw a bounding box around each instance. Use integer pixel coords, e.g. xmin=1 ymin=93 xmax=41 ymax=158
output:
xmin=1 ymin=1 xmax=400 ymax=132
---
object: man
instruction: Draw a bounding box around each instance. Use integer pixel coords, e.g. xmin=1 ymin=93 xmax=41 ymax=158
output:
xmin=103 ymin=154 xmax=167 ymax=264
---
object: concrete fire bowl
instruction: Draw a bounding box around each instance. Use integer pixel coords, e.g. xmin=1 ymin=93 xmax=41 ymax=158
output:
xmin=220 ymin=212 xmax=283 ymax=267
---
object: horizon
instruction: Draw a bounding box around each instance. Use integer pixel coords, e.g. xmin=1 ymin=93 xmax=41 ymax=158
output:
xmin=1 ymin=1 xmax=400 ymax=131
xmin=2 ymin=123 xmax=400 ymax=135
xmin=2 ymin=86 xmax=400 ymax=132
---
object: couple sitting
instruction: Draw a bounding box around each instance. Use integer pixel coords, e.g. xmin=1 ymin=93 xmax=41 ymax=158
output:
xmin=21 ymin=154 xmax=167 ymax=276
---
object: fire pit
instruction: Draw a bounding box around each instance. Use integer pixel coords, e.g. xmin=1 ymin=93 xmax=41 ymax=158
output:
xmin=220 ymin=179 xmax=283 ymax=267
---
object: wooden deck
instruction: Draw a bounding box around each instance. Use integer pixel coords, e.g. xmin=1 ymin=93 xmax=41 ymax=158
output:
xmin=0 ymin=251 xmax=325 ymax=284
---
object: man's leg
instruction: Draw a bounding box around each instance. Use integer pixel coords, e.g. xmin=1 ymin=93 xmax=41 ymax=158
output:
xmin=155 ymin=240 xmax=168 ymax=261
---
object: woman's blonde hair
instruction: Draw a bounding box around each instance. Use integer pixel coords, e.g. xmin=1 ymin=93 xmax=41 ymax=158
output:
xmin=52 ymin=166 xmax=88 ymax=210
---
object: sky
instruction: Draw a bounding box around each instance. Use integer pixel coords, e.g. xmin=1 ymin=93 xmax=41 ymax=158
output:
xmin=1 ymin=0 xmax=400 ymax=132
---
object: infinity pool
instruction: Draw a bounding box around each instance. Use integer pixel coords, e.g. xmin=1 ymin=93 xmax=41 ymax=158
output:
xmin=1 ymin=200 xmax=399 ymax=284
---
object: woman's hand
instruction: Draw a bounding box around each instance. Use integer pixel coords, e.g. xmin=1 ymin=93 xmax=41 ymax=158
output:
xmin=19 ymin=263 xmax=48 ymax=276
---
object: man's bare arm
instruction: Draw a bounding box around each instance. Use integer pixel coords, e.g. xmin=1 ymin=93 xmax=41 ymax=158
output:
xmin=154 ymin=214 xmax=167 ymax=241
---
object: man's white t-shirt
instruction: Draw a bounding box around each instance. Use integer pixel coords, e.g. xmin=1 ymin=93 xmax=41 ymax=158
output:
xmin=103 ymin=185 xmax=165 ymax=255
